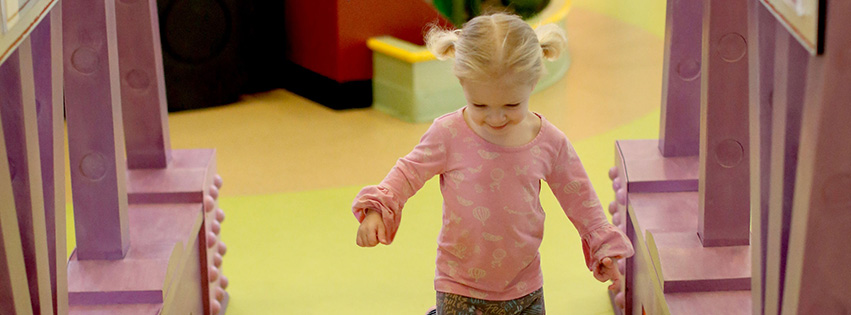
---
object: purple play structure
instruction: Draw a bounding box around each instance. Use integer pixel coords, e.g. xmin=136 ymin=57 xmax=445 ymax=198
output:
xmin=3 ymin=0 xmax=850 ymax=314
xmin=608 ymin=0 xmax=850 ymax=314
xmin=1 ymin=0 xmax=228 ymax=314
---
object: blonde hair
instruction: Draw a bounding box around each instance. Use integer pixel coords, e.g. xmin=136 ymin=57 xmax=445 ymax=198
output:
xmin=426 ymin=13 xmax=567 ymax=84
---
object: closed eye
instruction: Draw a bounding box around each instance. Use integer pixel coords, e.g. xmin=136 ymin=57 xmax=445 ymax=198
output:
xmin=505 ymin=103 xmax=520 ymax=107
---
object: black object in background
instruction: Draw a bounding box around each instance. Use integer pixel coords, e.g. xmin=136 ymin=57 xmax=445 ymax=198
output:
xmin=157 ymin=0 xmax=287 ymax=112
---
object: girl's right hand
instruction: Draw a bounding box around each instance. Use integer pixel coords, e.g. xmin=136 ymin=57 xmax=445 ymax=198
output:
xmin=356 ymin=210 xmax=389 ymax=247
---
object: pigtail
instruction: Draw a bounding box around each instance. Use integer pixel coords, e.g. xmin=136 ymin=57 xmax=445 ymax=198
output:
xmin=535 ymin=23 xmax=567 ymax=61
xmin=426 ymin=26 xmax=461 ymax=60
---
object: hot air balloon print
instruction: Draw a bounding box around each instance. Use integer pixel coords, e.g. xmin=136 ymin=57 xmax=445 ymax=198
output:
xmin=473 ymin=207 xmax=490 ymax=225
xmin=448 ymin=170 xmax=465 ymax=188
xmin=492 ymin=249 xmax=507 ymax=268
xmin=468 ymin=267 xmax=487 ymax=282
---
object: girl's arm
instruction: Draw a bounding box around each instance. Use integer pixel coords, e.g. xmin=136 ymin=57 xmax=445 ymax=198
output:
xmin=546 ymin=139 xmax=635 ymax=273
xmin=352 ymin=121 xmax=448 ymax=244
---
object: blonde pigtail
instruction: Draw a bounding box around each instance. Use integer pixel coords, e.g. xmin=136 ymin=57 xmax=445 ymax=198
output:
xmin=426 ymin=27 xmax=461 ymax=60
xmin=534 ymin=24 xmax=567 ymax=61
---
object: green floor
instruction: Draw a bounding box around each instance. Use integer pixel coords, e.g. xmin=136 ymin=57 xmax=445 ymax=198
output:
xmin=64 ymin=108 xmax=659 ymax=314
xmin=211 ymin=109 xmax=658 ymax=314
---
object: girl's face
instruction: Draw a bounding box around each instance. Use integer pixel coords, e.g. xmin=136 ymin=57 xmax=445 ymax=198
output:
xmin=460 ymin=76 xmax=536 ymax=138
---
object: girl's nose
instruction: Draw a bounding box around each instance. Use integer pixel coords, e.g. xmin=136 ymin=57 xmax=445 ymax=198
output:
xmin=486 ymin=110 xmax=506 ymax=123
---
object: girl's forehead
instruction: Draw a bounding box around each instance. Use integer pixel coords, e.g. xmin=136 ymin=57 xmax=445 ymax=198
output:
xmin=461 ymin=78 xmax=534 ymax=104
xmin=463 ymin=73 xmax=528 ymax=86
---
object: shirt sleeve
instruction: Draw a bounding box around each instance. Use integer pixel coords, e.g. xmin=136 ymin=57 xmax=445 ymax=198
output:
xmin=546 ymin=138 xmax=635 ymax=272
xmin=351 ymin=120 xmax=448 ymax=243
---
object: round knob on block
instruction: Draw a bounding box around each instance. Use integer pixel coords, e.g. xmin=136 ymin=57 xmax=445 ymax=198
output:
xmin=218 ymin=241 xmax=227 ymax=255
xmin=212 ymin=220 xmax=221 ymax=235
xmin=208 ymin=265 xmax=219 ymax=282
xmin=215 ymin=287 xmax=225 ymax=301
xmin=210 ymin=185 xmax=219 ymax=200
xmin=612 ymin=213 xmax=622 ymax=226
xmin=210 ymin=299 xmax=221 ymax=314
xmin=207 ymin=232 xmax=217 ymax=248
xmin=616 ymin=188 xmax=627 ymax=205
xmin=204 ymin=195 xmax=215 ymax=213
xmin=608 ymin=167 xmax=618 ymax=180
xmin=220 ymin=275 xmax=229 ymax=289
xmin=214 ymin=253 xmax=223 ymax=267
xmin=214 ymin=174 xmax=223 ymax=189
xmin=216 ymin=208 xmax=225 ymax=222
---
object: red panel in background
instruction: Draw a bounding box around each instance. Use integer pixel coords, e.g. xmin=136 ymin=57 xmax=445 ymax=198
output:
xmin=284 ymin=0 xmax=451 ymax=83
xmin=284 ymin=0 xmax=339 ymax=82
xmin=337 ymin=0 xmax=451 ymax=82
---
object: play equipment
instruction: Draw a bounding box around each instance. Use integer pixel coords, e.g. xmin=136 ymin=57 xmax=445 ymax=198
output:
xmin=368 ymin=0 xmax=572 ymax=123
xmin=608 ymin=0 xmax=850 ymax=314
xmin=282 ymin=0 xmax=452 ymax=110
xmin=1 ymin=0 xmax=228 ymax=313
xmin=281 ymin=0 xmax=570 ymax=115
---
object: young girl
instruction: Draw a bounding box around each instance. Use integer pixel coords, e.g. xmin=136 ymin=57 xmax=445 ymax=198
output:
xmin=353 ymin=13 xmax=634 ymax=314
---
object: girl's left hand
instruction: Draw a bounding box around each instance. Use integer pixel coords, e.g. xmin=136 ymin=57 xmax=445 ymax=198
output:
xmin=594 ymin=257 xmax=622 ymax=292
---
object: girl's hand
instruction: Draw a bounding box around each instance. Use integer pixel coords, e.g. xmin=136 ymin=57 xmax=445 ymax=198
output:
xmin=356 ymin=210 xmax=389 ymax=247
xmin=594 ymin=257 xmax=622 ymax=292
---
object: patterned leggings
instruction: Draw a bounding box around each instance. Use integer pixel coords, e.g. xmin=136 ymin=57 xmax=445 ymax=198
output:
xmin=436 ymin=288 xmax=545 ymax=315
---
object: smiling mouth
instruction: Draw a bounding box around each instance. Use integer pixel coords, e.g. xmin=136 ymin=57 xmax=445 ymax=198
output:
xmin=488 ymin=124 xmax=508 ymax=130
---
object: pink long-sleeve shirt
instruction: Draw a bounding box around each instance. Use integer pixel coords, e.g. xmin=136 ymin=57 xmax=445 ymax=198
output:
xmin=353 ymin=108 xmax=634 ymax=301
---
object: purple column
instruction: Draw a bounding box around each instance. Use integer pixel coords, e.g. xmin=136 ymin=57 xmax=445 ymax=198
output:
xmin=0 ymin=96 xmax=33 ymax=315
xmin=62 ymin=0 xmax=130 ymax=260
xmin=32 ymin=9 xmax=68 ymax=314
xmin=658 ymin=0 xmax=703 ymax=157
xmin=116 ymin=0 xmax=171 ymax=169
xmin=781 ymin=0 xmax=851 ymax=312
xmin=763 ymin=25 xmax=808 ymax=315
xmin=697 ymin=0 xmax=751 ymax=247
xmin=747 ymin=0 xmax=775 ymax=313
xmin=0 ymin=41 xmax=56 ymax=315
